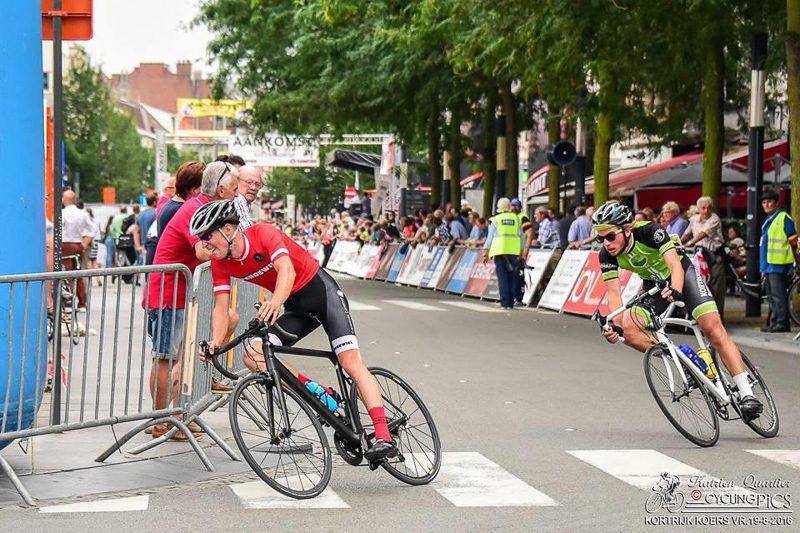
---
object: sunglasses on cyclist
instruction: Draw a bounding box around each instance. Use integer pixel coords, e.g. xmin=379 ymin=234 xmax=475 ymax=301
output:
xmin=199 ymin=230 xmax=216 ymax=242
xmin=595 ymin=231 xmax=620 ymax=243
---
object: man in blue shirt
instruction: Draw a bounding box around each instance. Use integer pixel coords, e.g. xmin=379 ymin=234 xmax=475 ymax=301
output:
xmin=568 ymin=206 xmax=594 ymax=248
xmin=662 ymin=201 xmax=689 ymax=237
xmin=759 ymin=189 xmax=799 ymax=333
xmin=136 ymin=194 xmax=158 ymax=265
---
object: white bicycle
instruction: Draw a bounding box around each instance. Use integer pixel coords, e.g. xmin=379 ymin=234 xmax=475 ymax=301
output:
xmin=594 ymin=281 xmax=779 ymax=447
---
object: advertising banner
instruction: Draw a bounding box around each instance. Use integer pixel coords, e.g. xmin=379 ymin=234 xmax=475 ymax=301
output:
xmin=407 ymin=245 xmax=437 ymax=287
xmin=395 ymin=245 xmax=422 ymax=285
xmin=597 ymin=272 xmax=645 ymax=315
xmin=435 ymin=247 xmax=466 ymax=291
xmin=374 ymin=243 xmax=399 ymax=281
xmin=227 ymin=133 xmax=319 ymax=167
xmin=425 ymin=247 xmax=452 ymax=289
xmin=387 ymin=244 xmax=410 ymax=282
xmin=562 ymin=251 xmax=606 ymax=316
xmin=463 ymin=258 xmax=495 ymax=298
xmin=446 ymin=249 xmax=480 ymax=294
xmin=537 ymin=250 xmax=591 ymax=311
xmin=522 ymin=249 xmax=556 ymax=305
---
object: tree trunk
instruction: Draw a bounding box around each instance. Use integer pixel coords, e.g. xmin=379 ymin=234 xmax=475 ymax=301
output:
xmin=482 ymin=90 xmax=498 ymax=217
xmin=428 ymin=107 xmax=442 ymax=208
xmin=702 ymin=43 xmax=725 ymax=204
xmin=547 ymin=114 xmax=561 ymax=210
xmin=501 ymin=82 xmax=519 ymax=200
xmin=788 ymin=0 xmax=800 ymax=229
xmin=593 ymin=111 xmax=613 ymax=206
xmin=448 ymin=111 xmax=462 ymax=209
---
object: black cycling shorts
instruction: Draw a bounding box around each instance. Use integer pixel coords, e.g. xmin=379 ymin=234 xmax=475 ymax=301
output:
xmin=268 ymin=269 xmax=358 ymax=355
xmin=640 ymin=264 xmax=718 ymax=321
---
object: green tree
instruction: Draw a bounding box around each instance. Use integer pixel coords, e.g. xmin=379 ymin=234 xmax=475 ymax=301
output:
xmin=63 ymin=47 xmax=150 ymax=203
xmin=787 ymin=0 xmax=800 ymax=225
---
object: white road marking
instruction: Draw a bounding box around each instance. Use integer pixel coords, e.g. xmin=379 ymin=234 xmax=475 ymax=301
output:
xmin=438 ymin=301 xmax=502 ymax=313
xmin=430 ymin=452 xmax=558 ymax=507
xmin=567 ymin=450 xmax=752 ymax=495
xmin=229 ymin=480 xmax=349 ymax=509
xmin=39 ymin=495 xmax=149 ymax=513
xmin=381 ymin=299 xmax=446 ymax=311
xmin=347 ymin=300 xmax=381 ymax=311
xmin=746 ymin=450 xmax=800 ymax=471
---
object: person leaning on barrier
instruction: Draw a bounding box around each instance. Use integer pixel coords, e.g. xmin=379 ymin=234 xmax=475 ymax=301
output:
xmin=145 ymin=161 xmax=241 ymax=441
xmin=531 ymin=206 xmax=563 ymax=275
xmin=568 ymin=206 xmax=594 ymax=249
xmin=681 ymin=196 xmax=726 ymax=319
xmin=480 ymin=197 xmax=524 ymax=310
xmin=758 ymin=189 xmax=799 ymax=333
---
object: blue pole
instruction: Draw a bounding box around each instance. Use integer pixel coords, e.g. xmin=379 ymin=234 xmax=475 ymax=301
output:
xmin=0 ymin=1 xmax=46 ymax=449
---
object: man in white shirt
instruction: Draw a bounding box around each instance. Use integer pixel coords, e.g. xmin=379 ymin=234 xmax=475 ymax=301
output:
xmin=61 ymin=190 xmax=93 ymax=309
xmin=233 ymin=165 xmax=262 ymax=230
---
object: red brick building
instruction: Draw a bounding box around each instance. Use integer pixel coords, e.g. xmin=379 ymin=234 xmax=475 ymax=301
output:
xmin=110 ymin=61 xmax=214 ymax=130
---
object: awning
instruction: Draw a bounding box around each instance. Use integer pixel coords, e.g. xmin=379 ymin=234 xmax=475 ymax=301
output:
xmin=584 ymin=152 xmax=704 ymax=195
xmin=722 ymin=139 xmax=788 ymax=174
xmin=325 ymin=149 xmax=381 ymax=173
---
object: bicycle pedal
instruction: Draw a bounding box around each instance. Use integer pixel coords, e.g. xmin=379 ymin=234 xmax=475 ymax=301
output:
xmin=368 ymin=458 xmax=386 ymax=471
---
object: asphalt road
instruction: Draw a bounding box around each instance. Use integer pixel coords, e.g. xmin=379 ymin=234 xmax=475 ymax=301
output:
xmin=1 ymin=272 xmax=798 ymax=533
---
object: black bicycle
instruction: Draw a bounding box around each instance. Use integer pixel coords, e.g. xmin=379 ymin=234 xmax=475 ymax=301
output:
xmin=200 ymin=309 xmax=441 ymax=499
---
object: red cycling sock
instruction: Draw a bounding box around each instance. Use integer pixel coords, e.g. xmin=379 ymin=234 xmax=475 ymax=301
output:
xmin=368 ymin=406 xmax=392 ymax=442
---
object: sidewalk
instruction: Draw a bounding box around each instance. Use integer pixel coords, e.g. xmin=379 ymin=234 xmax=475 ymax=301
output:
xmin=723 ymin=297 xmax=798 ymax=355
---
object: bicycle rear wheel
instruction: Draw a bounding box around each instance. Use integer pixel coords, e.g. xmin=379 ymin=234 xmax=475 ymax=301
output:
xmin=229 ymin=373 xmax=332 ymax=499
xmin=644 ymin=345 xmax=719 ymax=447
xmin=718 ymin=352 xmax=779 ymax=438
xmin=788 ymin=276 xmax=800 ymax=327
xmin=350 ymin=367 xmax=441 ymax=485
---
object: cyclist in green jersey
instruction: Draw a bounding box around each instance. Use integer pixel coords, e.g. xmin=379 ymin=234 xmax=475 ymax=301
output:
xmin=592 ymin=202 xmax=763 ymax=419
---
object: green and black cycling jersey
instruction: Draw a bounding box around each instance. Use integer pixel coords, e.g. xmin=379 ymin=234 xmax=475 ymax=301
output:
xmin=599 ymin=221 xmax=718 ymax=320
xmin=599 ymin=221 xmax=691 ymax=282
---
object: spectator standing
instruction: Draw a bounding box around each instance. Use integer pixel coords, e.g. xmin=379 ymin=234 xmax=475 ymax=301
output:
xmin=137 ymin=195 xmax=158 ymax=264
xmin=447 ymin=214 xmax=469 ymax=242
xmin=156 ymin=176 xmax=176 ymax=216
xmin=103 ymin=215 xmax=116 ymax=268
xmin=682 ymin=196 xmax=727 ymax=318
xmin=662 ymin=201 xmax=688 ymax=237
xmin=146 ymin=161 xmax=240 ymax=440
xmin=233 ymin=165 xmax=262 ymax=230
xmin=558 ymin=206 xmax=575 ymax=251
xmin=60 ymin=191 xmax=93 ymax=309
xmin=532 ymin=206 xmax=562 ymax=273
xmin=480 ymin=198 xmax=523 ymax=310
xmin=433 ymin=209 xmax=452 ymax=243
xmin=568 ymin=206 xmax=595 ymax=248
xmin=85 ymin=207 xmax=101 ymax=277
xmin=758 ymin=189 xmax=799 ymax=333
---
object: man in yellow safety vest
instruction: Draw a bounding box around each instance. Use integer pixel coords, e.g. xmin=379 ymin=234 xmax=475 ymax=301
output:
xmin=759 ymin=189 xmax=799 ymax=333
xmin=480 ymin=197 xmax=523 ymax=310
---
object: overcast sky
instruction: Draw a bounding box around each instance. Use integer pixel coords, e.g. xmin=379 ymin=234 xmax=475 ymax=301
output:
xmin=82 ymin=0 xmax=214 ymax=75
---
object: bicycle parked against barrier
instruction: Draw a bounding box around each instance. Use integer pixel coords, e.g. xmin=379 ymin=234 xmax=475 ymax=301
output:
xmin=594 ymin=280 xmax=779 ymax=447
xmin=47 ymin=253 xmax=82 ymax=348
xmin=200 ymin=306 xmax=442 ymax=499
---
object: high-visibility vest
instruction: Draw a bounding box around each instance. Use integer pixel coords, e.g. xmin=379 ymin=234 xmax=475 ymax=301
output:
xmin=489 ymin=212 xmax=521 ymax=257
xmin=765 ymin=211 xmax=795 ymax=265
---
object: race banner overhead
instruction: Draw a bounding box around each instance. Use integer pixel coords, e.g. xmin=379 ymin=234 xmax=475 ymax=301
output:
xmin=228 ymin=133 xmax=320 ymax=167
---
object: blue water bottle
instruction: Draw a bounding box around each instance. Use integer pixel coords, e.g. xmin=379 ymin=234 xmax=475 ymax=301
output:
xmin=678 ymin=344 xmax=708 ymax=374
xmin=305 ymin=381 xmax=339 ymax=412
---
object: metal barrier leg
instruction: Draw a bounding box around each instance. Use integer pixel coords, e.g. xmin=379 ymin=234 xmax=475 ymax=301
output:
xmin=189 ymin=416 xmax=240 ymax=462
xmin=207 ymin=394 xmax=230 ymax=412
xmin=0 ymin=453 xmax=35 ymax=506
xmin=95 ymin=418 xmax=160 ymax=462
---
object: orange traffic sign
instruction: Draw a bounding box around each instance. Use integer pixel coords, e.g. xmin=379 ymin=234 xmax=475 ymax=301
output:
xmin=42 ymin=0 xmax=93 ymax=41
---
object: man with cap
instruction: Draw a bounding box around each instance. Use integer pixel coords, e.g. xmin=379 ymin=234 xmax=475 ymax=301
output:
xmin=510 ymin=198 xmax=534 ymax=304
xmin=759 ymin=189 xmax=799 ymax=333
xmin=481 ymin=198 xmax=524 ymax=310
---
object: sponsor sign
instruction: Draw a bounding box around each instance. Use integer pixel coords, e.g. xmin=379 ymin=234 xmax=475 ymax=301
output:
xmin=463 ymin=259 xmax=495 ymax=298
xmin=386 ymin=244 xmax=410 ymax=282
xmin=446 ymin=249 xmax=480 ymax=294
xmin=436 ymin=247 xmax=466 ymax=291
xmin=326 ymin=241 xmax=360 ymax=272
xmin=396 ymin=245 xmax=423 ymax=285
xmin=597 ymin=271 xmax=644 ymax=315
xmin=562 ymin=251 xmax=607 ymax=316
xmin=407 ymin=245 xmax=437 ymax=287
xmin=426 ymin=247 xmax=452 ymax=289
xmin=537 ymin=250 xmax=591 ymax=311
xmin=374 ymin=243 xmax=399 ymax=281
xmin=365 ymin=243 xmax=384 ymax=279
xmin=522 ymin=249 xmax=556 ymax=305
xmin=228 ymin=133 xmax=319 ymax=167
xmin=177 ymin=98 xmax=252 ymax=119
xmin=420 ymin=246 xmax=446 ymax=288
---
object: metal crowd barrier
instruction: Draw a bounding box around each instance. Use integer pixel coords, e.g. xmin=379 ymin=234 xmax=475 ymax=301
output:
xmin=0 ymin=264 xmax=240 ymax=505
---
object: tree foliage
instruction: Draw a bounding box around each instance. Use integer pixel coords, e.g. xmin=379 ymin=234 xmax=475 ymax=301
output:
xmin=63 ymin=47 xmax=150 ymax=203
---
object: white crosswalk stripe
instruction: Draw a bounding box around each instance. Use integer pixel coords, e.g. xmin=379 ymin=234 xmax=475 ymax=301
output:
xmin=746 ymin=449 xmax=800 ymax=471
xmin=438 ymin=301 xmax=503 ymax=313
xmin=39 ymin=495 xmax=149 ymax=513
xmin=380 ymin=299 xmax=446 ymax=311
xmin=229 ymin=480 xmax=350 ymax=509
xmin=567 ymin=449 xmax=753 ymax=495
xmin=429 ymin=452 xmax=558 ymax=507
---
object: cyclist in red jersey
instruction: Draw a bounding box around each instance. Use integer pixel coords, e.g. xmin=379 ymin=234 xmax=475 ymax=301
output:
xmin=190 ymin=200 xmax=398 ymax=462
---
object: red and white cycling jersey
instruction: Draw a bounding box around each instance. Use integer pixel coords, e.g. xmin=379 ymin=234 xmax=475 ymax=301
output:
xmin=211 ymin=223 xmax=320 ymax=296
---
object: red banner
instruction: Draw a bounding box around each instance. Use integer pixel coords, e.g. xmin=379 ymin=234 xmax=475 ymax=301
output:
xmin=597 ymin=270 xmax=638 ymax=315
xmin=463 ymin=260 xmax=494 ymax=298
xmin=562 ymin=251 xmax=607 ymax=316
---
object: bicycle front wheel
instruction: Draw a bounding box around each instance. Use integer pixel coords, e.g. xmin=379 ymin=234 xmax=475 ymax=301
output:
xmin=788 ymin=276 xmax=800 ymax=327
xmin=644 ymin=345 xmax=719 ymax=447
xmin=350 ymin=367 xmax=441 ymax=485
xmin=229 ymin=373 xmax=332 ymax=499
